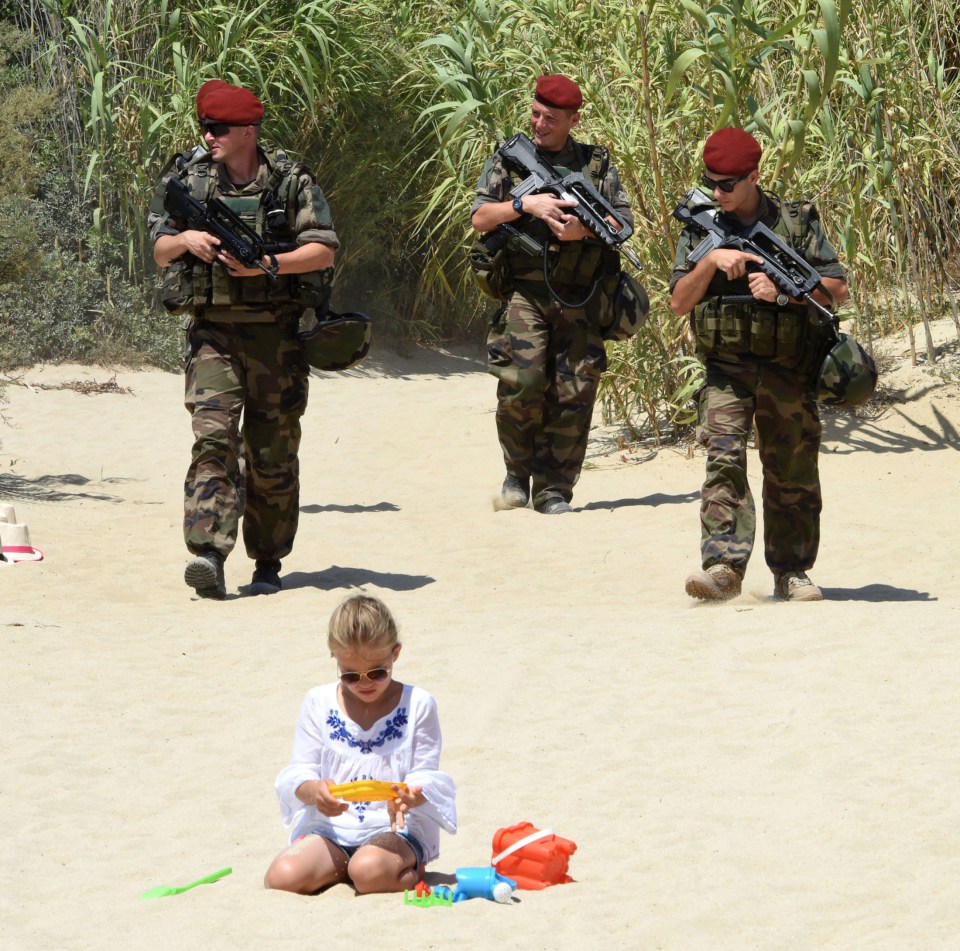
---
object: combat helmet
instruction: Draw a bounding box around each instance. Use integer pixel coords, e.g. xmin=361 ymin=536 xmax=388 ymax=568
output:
xmin=298 ymin=311 xmax=371 ymax=372
xmin=816 ymin=333 xmax=878 ymax=408
xmin=599 ymin=271 xmax=650 ymax=341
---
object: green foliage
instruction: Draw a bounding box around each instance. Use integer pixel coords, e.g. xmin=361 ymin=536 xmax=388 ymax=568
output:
xmin=2 ymin=1 xmax=960 ymax=432
xmin=403 ymin=0 xmax=960 ymax=436
xmin=0 ymin=254 xmax=179 ymax=370
xmin=0 ymin=19 xmax=178 ymax=370
xmin=0 ymin=23 xmax=55 ymax=206
xmin=0 ymin=172 xmax=180 ymax=370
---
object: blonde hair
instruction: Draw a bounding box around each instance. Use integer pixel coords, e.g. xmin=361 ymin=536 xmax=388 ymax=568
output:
xmin=327 ymin=595 xmax=400 ymax=654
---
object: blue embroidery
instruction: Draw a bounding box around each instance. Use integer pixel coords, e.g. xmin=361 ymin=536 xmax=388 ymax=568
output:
xmin=326 ymin=707 xmax=408 ymax=755
xmin=351 ymin=773 xmax=374 ymax=823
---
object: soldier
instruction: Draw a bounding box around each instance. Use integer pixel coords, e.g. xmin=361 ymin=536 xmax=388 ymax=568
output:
xmin=670 ymin=127 xmax=849 ymax=602
xmin=148 ymin=80 xmax=338 ymax=599
xmin=471 ymin=74 xmax=634 ymax=514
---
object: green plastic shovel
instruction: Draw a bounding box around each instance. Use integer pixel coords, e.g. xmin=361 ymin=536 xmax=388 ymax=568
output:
xmin=141 ymin=866 xmax=232 ymax=899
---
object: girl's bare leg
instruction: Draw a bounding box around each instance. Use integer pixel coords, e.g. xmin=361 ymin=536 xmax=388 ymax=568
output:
xmin=263 ymin=835 xmax=350 ymax=894
xmin=347 ymin=832 xmax=421 ymax=894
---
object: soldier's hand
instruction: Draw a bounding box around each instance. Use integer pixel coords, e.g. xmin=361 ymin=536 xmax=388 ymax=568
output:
xmin=707 ymin=248 xmax=764 ymax=280
xmin=181 ymin=230 xmax=221 ymax=263
xmin=218 ymin=250 xmax=261 ymax=277
xmin=546 ymin=213 xmax=592 ymax=242
xmin=747 ymin=271 xmax=779 ymax=303
xmin=523 ymin=193 xmax=578 ymax=224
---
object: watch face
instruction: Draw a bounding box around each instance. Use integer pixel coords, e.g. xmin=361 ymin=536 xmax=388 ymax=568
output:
xmin=777 ymin=293 xmax=789 ymax=306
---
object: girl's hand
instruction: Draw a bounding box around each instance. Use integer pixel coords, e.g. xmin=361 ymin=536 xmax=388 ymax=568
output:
xmin=297 ymin=779 xmax=350 ymax=817
xmin=387 ymin=784 xmax=426 ymax=831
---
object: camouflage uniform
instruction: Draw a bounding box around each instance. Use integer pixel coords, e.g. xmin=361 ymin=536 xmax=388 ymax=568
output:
xmin=148 ymin=148 xmax=338 ymax=563
xmin=472 ymin=139 xmax=633 ymax=508
xmin=669 ymin=190 xmax=846 ymax=575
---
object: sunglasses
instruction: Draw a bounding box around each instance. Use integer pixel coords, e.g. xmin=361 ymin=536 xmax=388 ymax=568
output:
xmin=338 ymin=666 xmax=391 ymax=686
xmin=201 ymin=121 xmax=235 ymax=137
xmin=700 ymin=172 xmax=749 ymax=193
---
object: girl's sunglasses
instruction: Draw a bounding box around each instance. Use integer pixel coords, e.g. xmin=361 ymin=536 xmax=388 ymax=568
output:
xmin=339 ymin=666 xmax=391 ymax=685
xmin=700 ymin=172 xmax=749 ymax=193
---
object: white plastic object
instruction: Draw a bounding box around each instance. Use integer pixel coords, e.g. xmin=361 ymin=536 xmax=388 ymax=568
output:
xmin=490 ymin=827 xmax=554 ymax=867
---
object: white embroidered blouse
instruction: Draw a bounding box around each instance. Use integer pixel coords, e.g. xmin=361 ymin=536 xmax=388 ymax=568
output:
xmin=274 ymin=682 xmax=457 ymax=863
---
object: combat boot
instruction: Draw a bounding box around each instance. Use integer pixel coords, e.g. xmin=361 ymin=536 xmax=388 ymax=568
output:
xmin=500 ymin=474 xmax=530 ymax=508
xmin=250 ymin=559 xmax=282 ymax=596
xmin=685 ymin=563 xmax=742 ymax=601
xmin=536 ymin=496 xmax=573 ymax=515
xmin=773 ymin=570 xmax=823 ymax=602
xmin=184 ymin=550 xmax=226 ymax=600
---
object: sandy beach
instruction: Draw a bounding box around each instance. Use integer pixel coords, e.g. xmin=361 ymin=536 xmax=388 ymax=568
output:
xmin=1 ymin=320 xmax=959 ymax=950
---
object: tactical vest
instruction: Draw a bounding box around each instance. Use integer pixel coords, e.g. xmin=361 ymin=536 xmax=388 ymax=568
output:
xmin=690 ymin=194 xmax=822 ymax=362
xmin=504 ymin=141 xmax=620 ymax=291
xmin=159 ymin=147 xmax=330 ymax=315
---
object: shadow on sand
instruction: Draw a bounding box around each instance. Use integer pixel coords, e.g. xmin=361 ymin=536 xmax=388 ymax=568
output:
xmin=579 ymin=490 xmax=700 ymax=512
xmin=280 ymin=565 xmax=435 ymax=592
xmin=0 ymin=472 xmax=128 ymax=505
xmin=820 ymin=584 xmax=937 ymax=603
xmin=311 ymin=343 xmax=485 ymax=381
xmin=822 ymin=399 xmax=960 ymax=455
xmin=300 ymin=501 xmax=400 ymax=514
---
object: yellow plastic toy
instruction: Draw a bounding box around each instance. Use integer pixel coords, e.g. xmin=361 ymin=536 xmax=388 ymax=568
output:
xmin=327 ymin=780 xmax=409 ymax=801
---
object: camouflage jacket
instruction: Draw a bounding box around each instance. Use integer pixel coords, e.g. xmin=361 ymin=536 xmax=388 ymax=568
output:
xmin=669 ymin=189 xmax=847 ymax=364
xmin=147 ymin=145 xmax=339 ymax=321
xmin=472 ymin=136 xmax=633 ymax=287
xmin=669 ymin=189 xmax=845 ymax=297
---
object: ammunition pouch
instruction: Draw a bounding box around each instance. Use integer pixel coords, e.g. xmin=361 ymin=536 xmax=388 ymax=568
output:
xmin=691 ymin=299 xmax=813 ymax=362
xmin=471 ymin=223 xmax=613 ymax=303
xmin=292 ymin=266 xmax=334 ymax=310
xmin=161 ymin=260 xmax=332 ymax=317
xmin=470 ymin=230 xmax=514 ymax=301
xmin=546 ymin=240 xmax=604 ymax=288
xmin=158 ymin=259 xmax=196 ymax=315
xmin=207 ymin=193 xmax=301 ymax=307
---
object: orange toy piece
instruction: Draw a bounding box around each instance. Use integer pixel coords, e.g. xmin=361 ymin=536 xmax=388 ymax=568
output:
xmin=327 ymin=780 xmax=409 ymax=802
xmin=490 ymin=822 xmax=577 ymax=890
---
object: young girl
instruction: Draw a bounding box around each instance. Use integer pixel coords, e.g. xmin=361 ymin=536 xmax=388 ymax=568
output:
xmin=264 ymin=595 xmax=457 ymax=894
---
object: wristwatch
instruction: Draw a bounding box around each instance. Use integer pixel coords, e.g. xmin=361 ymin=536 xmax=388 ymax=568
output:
xmin=266 ymin=254 xmax=280 ymax=276
xmin=512 ymin=195 xmax=527 ymax=217
xmin=776 ymin=292 xmax=789 ymax=307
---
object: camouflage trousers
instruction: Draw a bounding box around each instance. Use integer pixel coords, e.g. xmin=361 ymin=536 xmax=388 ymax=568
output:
xmin=183 ymin=318 xmax=309 ymax=562
xmin=696 ymin=357 xmax=822 ymax=575
xmin=487 ymin=285 xmax=606 ymax=507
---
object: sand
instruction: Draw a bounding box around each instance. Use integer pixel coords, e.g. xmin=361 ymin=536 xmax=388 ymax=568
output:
xmin=1 ymin=320 xmax=958 ymax=950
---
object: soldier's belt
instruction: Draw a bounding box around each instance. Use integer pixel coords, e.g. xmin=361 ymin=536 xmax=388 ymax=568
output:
xmin=715 ymin=294 xmax=773 ymax=313
xmin=714 ymin=294 xmax=807 ymax=315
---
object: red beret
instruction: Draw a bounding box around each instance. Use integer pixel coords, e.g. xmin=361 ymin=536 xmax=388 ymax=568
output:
xmin=703 ymin=128 xmax=762 ymax=176
xmin=196 ymin=80 xmax=264 ymax=125
xmin=535 ymin=74 xmax=583 ymax=111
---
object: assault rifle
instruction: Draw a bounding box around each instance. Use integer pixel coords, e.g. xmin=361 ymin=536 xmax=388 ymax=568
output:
xmin=164 ymin=177 xmax=289 ymax=281
xmin=673 ymin=187 xmax=835 ymax=320
xmin=497 ymin=132 xmax=641 ymax=270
